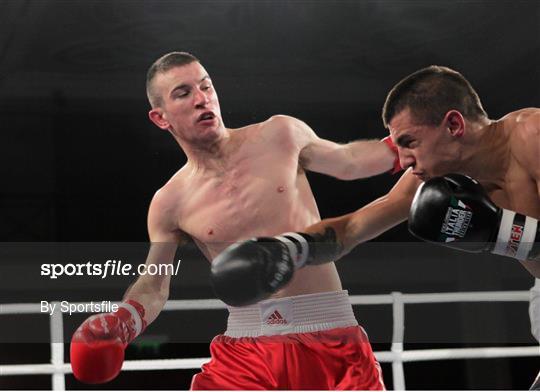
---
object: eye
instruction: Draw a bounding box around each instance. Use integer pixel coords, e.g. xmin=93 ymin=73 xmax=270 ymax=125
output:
xmin=405 ymin=140 xmax=414 ymax=148
xmin=403 ymin=139 xmax=418 ymax=149
xmin=174 ymin=90 xmax=189 ymax=99
xmin=201 ymin=84 xmax=212 ymax=91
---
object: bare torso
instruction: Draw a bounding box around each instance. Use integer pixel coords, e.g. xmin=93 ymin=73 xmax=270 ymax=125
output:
xmin=483 ymin=109 xmax=539 ymax=219
xmin=159 ymin=117 xmax=342 ymax=297
xmin=481 ymin=109 xmax=540 ymax=275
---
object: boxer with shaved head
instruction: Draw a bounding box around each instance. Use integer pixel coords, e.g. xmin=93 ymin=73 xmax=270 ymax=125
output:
xmin=69 ymin=51 xmax=401 ymax=390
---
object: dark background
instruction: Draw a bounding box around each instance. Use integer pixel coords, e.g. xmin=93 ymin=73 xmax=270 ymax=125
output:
xmin=0 ymin=0 xmax=539 ymax=389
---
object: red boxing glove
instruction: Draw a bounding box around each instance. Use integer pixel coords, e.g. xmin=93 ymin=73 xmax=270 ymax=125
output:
xmin=70 ymin=300 xmax=146 ymax=384
xmin=381 ymin=136 xmax=402 ymax=174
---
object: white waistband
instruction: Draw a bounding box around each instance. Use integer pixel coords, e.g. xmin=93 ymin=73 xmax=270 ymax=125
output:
xmin=225 ymin=290 xmax=358 ymax=337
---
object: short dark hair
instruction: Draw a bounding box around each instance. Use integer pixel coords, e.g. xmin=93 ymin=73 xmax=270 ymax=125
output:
xmin=382 ymin=65 xmax=488 ymax=127
xmin=146 ymin=51 xmax=199 ymax=108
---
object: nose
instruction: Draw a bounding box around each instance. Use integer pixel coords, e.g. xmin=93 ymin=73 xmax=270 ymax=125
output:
xmin=194 ymin=88 xmax=209 ymax=108
xmin=398 ymin=148 xmax=416 ymax=170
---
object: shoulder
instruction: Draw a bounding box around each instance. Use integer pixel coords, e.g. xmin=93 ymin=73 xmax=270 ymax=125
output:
xmin=149 ymin=186 xmax=175 ymax=218
xmin=516 ymin=108 xmax=540 ymax=135
xmin=502 ymin=108 xmax=540 ymax=134
xmin=265 ymin=114 xmax=303 ymax=127
xmin=149 ymin=167 xmax=188 ymax=218
xmin=258 ymin=115 xmax=317 ymax=145
xmin=258 ymin=115 xmax=307 ymax=134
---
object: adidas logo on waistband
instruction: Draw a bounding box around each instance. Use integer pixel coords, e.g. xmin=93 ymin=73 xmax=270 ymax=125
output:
xmin=266 ymin=310 xmax=288 ymax=325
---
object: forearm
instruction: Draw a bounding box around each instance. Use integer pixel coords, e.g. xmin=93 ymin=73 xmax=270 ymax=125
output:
xmin=302 ymin=173 xmax=415 ymax=262
xmin=302 ymin=194 xmax=409 ymax=264
xmin=123 ymin=242 xmax=178 ymax=324
xmin=341 ymin=139 xmax=397 ymax=179
xmin=303 ymin=214 xmax=353 ymax=261
xmin=124 ymin=274 xmax=171 ymax=324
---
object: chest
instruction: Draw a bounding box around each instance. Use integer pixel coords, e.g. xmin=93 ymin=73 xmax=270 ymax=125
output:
xmin=180 ymin=150 xmax=302 ymax=242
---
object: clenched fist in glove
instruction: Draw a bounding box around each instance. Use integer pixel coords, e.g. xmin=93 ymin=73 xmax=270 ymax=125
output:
xmin=70 ymin=300 xmax=146 ymax=384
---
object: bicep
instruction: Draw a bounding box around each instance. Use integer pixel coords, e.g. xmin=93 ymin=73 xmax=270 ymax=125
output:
xmin=289 ymin=117 xmax=327 ymax=168
xmin=275 ymin=115 xmax=344 ymax=172
xmin=299 ymin=130 xmax=385 ymax=179
xmin=145 ymin=191 xmax=188 ymax=270
xmin=275 ymin=115 xmax=374 ymax=179
xmin=147 ymin=190 xmax=187 ymax=243
xmin=292 ymin=118 xmax=355 ymax=175
xmin=299 ymin=127 xmax=395 ymax=179
xmin=300 ymin=136 xmax=349 ymax=174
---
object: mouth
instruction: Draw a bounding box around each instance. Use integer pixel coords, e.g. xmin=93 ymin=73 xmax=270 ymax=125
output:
xmin=197 ymin=111 xmax=216 ymax=123
xmin=412 ymin=171 xmax=426 ymax=180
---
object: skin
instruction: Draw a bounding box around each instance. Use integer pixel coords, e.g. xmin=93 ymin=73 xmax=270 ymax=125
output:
xmin=306 ymin=106 xmax=540 ymax=278
xmin=124 ymin=61 xmax=396 ymax=323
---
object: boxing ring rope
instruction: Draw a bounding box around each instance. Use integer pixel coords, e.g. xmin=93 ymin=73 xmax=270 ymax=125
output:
xmin=1 ymin=291 xmax=539 ymax=390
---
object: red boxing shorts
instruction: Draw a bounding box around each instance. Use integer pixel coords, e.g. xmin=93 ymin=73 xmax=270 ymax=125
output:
xmin=191 ymin=290 xmax=385 ymax=390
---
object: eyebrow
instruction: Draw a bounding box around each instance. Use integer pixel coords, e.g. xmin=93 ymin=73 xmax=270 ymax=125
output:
xmin=169 ymin=76 xmax=211 ymax=96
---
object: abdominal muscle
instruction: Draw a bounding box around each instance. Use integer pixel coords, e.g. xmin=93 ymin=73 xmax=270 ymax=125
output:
xmin=185 ymin=176 xmax=343 ymax=299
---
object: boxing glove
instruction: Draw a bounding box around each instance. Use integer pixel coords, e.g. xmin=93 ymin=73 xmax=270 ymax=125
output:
xmin=408 ymin=173 xmax=539 ymax=260
xmin=70 ymin=300 xmax=146 ymax=384
xmin=210 ymin=230 xmax=339 ymax=306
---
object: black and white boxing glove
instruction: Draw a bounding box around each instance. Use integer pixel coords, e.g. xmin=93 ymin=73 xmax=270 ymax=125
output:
xmin=210 ymin=230 xmax=339 ymax=307
xmin=408 ymin=173 xmax=540 ymax=260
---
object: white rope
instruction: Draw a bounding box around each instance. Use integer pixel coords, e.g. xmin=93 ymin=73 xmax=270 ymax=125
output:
xmin=0 ymin=290 xmax=538 ymax=391
xmin=0 ymin=303 xmax=42 ymax=314
xmin=163 ymin=299 xmax=225 ymax=311
xmin=50 ymin=302 xmax=65 ymax=391
xmin=122 ymin=358 xmax=209 ymax=370
xmin=400 ymin=346 xmax=540 ymax=362
xmin=0 ymin=348 xmax=537 ymax=375
xmin=391 ymin=292 xmax=406 ymax=391
xmin=2 ymin=346 xmax=538 ymax=376
xmin=391 ymin=291 xmax=530 ymax=304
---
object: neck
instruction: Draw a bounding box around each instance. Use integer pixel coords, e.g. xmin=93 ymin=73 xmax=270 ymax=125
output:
xmin=458 ymin=118 xmax=509 ymax=185
xmin=175 ymin=128 xmax=235 ymax=171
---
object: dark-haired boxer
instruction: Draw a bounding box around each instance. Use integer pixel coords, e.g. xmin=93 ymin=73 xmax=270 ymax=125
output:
xmin=69 ymin=51 xmax=400 ymax=389
xmin=212 ymin=66 xmax=539 ymax=387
